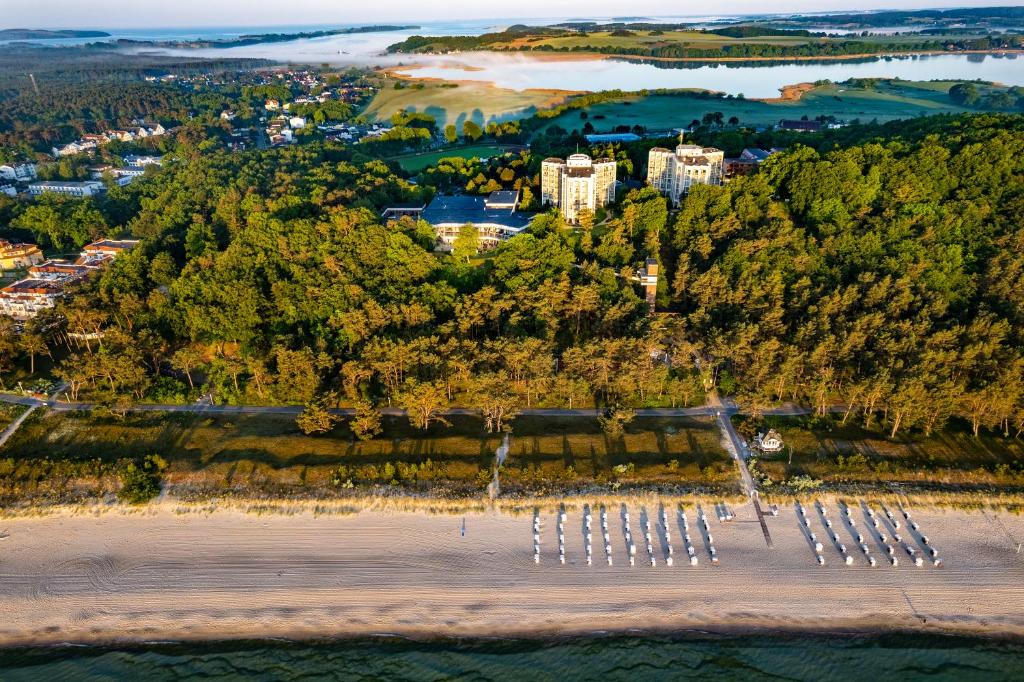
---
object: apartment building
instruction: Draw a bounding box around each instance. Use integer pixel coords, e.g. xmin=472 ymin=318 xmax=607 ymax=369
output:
xmin=0 ymin=240 xmax=44 ymax=272
xmin=0 ymin=163 xmax=37 ymax=183
xmin=540 ymin=153 xmax=617 ymax=224
xmin=0 ymin=239 xmax=139 ymax=319
xmin=28 ymin=181 xmax=105 ymax=198
xmin=646 ymin=135 xmax=724 ymax=206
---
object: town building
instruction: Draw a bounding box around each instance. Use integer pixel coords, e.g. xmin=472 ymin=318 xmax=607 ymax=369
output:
xmin=380 ymin=203 xmax=427 ymax=221
xmin=0 ymin=163 xmax=38 ymax=183
xmin=646 ymin=135 xmax=724 ymax=205
xmin=28 ymin=181 xmax=105 ymax=198
xmin=540 ymin=153 xmax=617 ymax=224
xmin=777 ymin=119 xmax=821 ymax=133
xmin=724 ymin=148 xmax=781 ymax=181
xmin=639 ymin=258 xmax=659 ymax=312
xmin=123 ymin=154 xmax=164 ymax=168
xmin=0 ymin=279 xmax=66 ymax=319
xmin=421 ymin=194 xmax=531 ymax=251
xmin=0 ymin=239 xmax=140 ymax=319
xmin=0 ymin=240 xmax=44 ymax=272
xmin=289 ymin=116 xmax=307 ymax=130
xmin=584 ymin=132 xmax=641 ymax=144
xmin=0 ymin=185 xmax=15 ymax=198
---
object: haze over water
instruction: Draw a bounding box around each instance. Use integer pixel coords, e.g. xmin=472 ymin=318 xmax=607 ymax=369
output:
xmin=14 ymin=17 xmax=1024 ymax=97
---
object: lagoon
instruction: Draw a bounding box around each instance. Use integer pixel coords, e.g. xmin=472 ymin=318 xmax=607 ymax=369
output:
xmin=392 ymin=53 xmax=1024 ymax=98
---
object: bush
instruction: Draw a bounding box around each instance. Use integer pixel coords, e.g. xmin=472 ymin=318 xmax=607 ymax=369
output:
xmin=117 ymin=454 xmax=166 ymax=504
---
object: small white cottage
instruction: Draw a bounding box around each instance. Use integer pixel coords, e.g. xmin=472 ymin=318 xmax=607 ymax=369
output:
xmin=755 ymin=429 xmax=784 ymax=453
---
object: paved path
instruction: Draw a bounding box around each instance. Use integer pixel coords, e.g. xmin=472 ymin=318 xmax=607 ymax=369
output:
xmin=0 ymin=384 xmax=67 ymax=449
xmin=707 ymin=392 xmax=773 ymax=548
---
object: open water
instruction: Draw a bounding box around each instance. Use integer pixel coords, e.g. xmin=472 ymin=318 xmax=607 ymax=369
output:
xmin=1 ymin=633 xmax=1023 ymax=681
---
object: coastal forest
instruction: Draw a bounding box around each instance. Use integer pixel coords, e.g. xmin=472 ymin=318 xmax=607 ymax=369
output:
xmin=0 ymin=111 xmax=1022 ymax=450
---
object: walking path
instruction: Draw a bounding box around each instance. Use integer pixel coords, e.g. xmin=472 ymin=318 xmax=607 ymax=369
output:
xmin=706 ymin=391 xmax=773 ymax=548
xmin=0 ymin=384 xmax=66 ymax=449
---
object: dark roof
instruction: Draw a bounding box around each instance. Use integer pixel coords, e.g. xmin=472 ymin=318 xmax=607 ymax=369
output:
xmin=778 ymin=119 xmax=821 ymax=131
xmin=422 ymin=195 xmax=532 ymax=230
xmin=486 ymin=190 xmax=519 ymax=207
xmin=740 ymin=148 xmax=772 ymax=162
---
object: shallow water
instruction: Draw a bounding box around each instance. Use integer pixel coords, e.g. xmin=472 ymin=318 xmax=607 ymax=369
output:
xmin=9 ymin=19 xmax=1022 ymax=97
xmin=1 ymin=633 xmax=1023 ymax=681
xmin=394 ymin=53 xmax=1024 ymax=98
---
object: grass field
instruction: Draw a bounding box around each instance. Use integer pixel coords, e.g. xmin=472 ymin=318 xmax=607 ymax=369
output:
xmin=446 ymin=29 xmax=995 ymax=56
xmin=389 ymin=144 xmax=515 ymax=172
xmin=491 ymin=30 xmax=817 ymax=52
xmin=539 ymin=80 xmax=992 ymax=133
xmin=363 ymin=79 xmax=572 ymax=127
xmin=734 ymin=414 xmax=1024 ymax=492
xmin=0 ymin=411 xmax=734 ymax=504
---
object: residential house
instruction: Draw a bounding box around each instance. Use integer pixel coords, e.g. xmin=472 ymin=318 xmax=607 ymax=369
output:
xmin=0 ymin=240 xmax=44 ymax=272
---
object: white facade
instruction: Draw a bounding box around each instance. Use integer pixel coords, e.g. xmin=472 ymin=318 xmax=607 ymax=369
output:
xmin=0 ymin=163 xmax=37 ymax=182
xmin=0 ymin=185 xmax=15 ymax=197
xmin=28 ymin=181 xmax=105 ymax=198
xmin=289 ymin=116 xmax=307 ymax=129
xmin=540 ymin=154 xmax=617 ymax=224
xmin=647 ymin=139 xmax=724 ymax=206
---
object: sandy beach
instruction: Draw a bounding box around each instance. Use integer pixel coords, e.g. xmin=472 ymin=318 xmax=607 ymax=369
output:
xmin=0 ymin=501 xmax=1023 ymax=647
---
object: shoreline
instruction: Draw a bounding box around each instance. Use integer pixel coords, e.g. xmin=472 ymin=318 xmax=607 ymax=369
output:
xmin=390 ymin=48 xmax=1024 ymax=65
xmin=3 ymin=617 xmax=1024 ymax=651
xmin=1 ymin=503 xmax=1022 ymax=648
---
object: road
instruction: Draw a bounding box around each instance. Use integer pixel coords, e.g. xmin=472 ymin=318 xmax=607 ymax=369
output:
xmin=0 ymin=392 xmax=829 ymax=420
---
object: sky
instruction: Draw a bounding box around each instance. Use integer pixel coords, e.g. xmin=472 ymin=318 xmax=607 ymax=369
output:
xmin=3 ymin=1 xmax=1022 ymax=30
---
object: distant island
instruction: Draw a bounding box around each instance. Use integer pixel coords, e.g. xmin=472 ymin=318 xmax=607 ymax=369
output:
xmin=117 ymin=25 xmax=419 ymax=50
xmin=0 ymin=29 xmax=111 ymax=40
xmin=387 ymin=8 xmax=1024 ymax=61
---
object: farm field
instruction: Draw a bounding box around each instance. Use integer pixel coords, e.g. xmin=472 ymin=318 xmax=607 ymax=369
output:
xmin=363 ymin=79 xmax=572 ymax=127
xmin=538 ymin=80 xmax=991 ymax=133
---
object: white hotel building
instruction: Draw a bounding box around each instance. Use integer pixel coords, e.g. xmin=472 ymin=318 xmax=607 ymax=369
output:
xmin=647 ymin=136 xmax=724 ymax=206
xmin=541 ymin=153 xmax=617 ymax=224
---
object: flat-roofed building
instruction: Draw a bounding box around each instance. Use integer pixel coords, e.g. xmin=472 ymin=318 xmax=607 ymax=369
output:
xmin=122 ymin=154 xmax=164 ymax=168
xmin=28 ymin=180 xmax=105 ymax=198
xmin=0 ymin=240 xmax=44 ymax=272
xmin=647 ymin=135 xmax=724 ymax=205
xmin=81 ymin=239 xmax=140 ymax=259
xmin=0 ymin=278 xmax=66 ymax=319
xmin=541 ymin=153 xmax=617 ymax=224
xmin=0 ymin=163 xmax=37 ymax=182
xmin=485 ymin=190 xmax=520 ymax=211
xmin=421 ymin=195 xmax=532 ymax=251
xmin=29 ymin=259 xmax=99 ymax=282
xmin=380 ymin=203 xmax=426 ymax=221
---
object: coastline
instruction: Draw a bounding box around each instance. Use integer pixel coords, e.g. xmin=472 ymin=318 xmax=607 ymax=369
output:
xmin=390 ymin=48 xmax=1024 ymax=65
xmin=1 ymin=502 xmax=1022 ymax=648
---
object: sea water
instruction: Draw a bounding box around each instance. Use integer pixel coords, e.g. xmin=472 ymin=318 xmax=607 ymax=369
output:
xmin=0 ymin=633 xmax=1022 ymax=681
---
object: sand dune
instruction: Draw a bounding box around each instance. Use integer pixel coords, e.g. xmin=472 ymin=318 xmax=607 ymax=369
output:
xmin=0 ymin=502 xmax=1022 ymax=646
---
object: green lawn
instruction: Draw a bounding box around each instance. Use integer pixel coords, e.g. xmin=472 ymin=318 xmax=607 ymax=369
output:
xmin=539 ymin=80 xmax=996 ymax=133
xmin=389 ymin=144 xmax=514 ymax=172
xmin=0 ymin=411 xmax=734 ymax=503
xmin=491 ymin=30 xmax=816 ymax=52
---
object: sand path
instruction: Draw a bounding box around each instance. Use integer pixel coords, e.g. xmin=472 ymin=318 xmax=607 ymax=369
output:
xmin=0 ymin=503 xmax=1022 ymax=646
